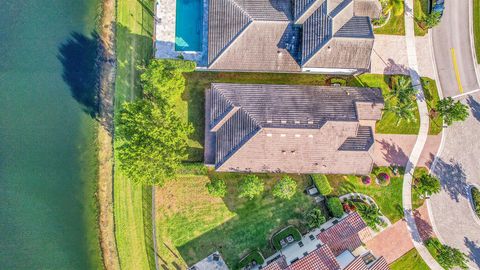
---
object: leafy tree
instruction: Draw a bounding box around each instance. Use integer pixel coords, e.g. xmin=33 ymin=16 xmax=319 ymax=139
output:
xmin=415 ymin=173 xmax=441 ymax=197
xmin=206 ymin=178 xmax=227 ymax=197
xmin=428 ymin=238 xmax=468 ymax=269
xmin=384 ymin=102 xmax=416 ymax=125
xmin=424 ymin=11 xmax=442 ymax=29
xmin=272 ymin=176 xmax=297 ymax=200
xmin=239 ymin=175 xmax=264 ymax=200
xmin=436 ymin=97 xmax=469 ymax=125
xmin=117 ymin=100 xmax=193 ymax=185
xmin=140 ymin=59 xmax=195 ymax=104
xmin=327 ymin=197 xmax=344 ymax=218
xmin=312 ymin=174 xmax=333 ymax=195
xmin=389 ymin=76 xmax=417 ymax=104
xmin=356 ymin=203 xmax=382 ymax=229
xmin=306 ymin=209 xmax=326 ymax=229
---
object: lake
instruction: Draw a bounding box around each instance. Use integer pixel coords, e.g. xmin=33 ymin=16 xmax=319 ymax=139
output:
xmin=0 ymin=0 xmax=103 ymax=269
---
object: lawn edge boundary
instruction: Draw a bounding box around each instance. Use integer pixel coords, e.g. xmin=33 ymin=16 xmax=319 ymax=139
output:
xmin=97 ymin=0 xmax=121 ymax=268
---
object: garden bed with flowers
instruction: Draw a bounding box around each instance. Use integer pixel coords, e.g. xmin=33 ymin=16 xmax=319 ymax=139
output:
xmin=326 ymin=167 xmax=426 ymax=223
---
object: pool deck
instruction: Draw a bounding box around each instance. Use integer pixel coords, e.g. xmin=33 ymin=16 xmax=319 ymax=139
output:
xmin=154 ymin=0 xmax=208 ymax=67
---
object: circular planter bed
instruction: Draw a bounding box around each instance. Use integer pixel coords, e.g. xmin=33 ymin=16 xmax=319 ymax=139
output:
xmin=376 ymin=173 xmax=390 ymax=186
xmin=362 ymin=176 xmax=372 ymax=186
xmin=238 ymin=250 xmax=265 ymax=269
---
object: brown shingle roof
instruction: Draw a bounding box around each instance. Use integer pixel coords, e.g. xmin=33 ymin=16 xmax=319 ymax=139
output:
xmin=369 ymin=256 xmax=390 ymax=270
xmin=289 ymin=245 xmax=340 ymax=270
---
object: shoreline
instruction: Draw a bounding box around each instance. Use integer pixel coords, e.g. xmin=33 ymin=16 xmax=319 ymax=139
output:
xmin=96 ymin=0 xmax=120 ymax=269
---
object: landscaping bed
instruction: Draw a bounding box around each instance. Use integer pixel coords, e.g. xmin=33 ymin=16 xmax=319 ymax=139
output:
xmin=474 ymin=0 xmax=480 ymax=63
xmin=154 ymin=172 xmax=315 ymax=268
xmin=390 ymin=248 xmax=430 ymax=270
xmin=271 ymin=226 xmax=302 ymax=250
xmin=374 ymin=1 xmax=406 ymax=35
xmin=414 ymin=0 xmax=430 ymax=36
xmin=471 ymin=186 xmax=480 ymax=218
xmin=238 ymin=250 xmax=265 ymax=269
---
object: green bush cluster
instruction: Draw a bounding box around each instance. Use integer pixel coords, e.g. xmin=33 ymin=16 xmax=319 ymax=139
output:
xmin=311 ymin=174 xmax=333 ymax=195
xmin=206 ymin=178 xmax=227 ymax=198
xmin=272 ymin=176 xmax=297 ymax=200
xmin=271 ymin=226 xmax=302 ymax=250
xmin=327 ymin=197 xmax=344 ymax=218
xmin=426 ymin=238 xmax=468 ymax=270
xmin=239 ymin=175 xmax=265 ymax=200
xmin=472 ymin=187 xmax=480 ymax=217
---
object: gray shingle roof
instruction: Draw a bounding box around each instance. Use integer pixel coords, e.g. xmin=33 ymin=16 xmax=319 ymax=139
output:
xmin=293 ymin=0 xmax=318 ymax=20
xmin=335 ymin=16 xmax=374 ymax=38
xmin=301 ymin=2 xmax=331 ymax=64
xmin=207 ymin=83 xmax=384 ymax=173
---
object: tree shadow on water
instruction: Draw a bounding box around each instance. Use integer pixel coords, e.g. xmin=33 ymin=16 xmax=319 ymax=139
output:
xmin=58 ymin=32 xmax=101 ymax=119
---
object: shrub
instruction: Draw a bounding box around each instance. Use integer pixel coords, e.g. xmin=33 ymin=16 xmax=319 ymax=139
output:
xmin=271 ymin=226 xmax=302 ymax=250
xmin=415 ymin=173 xmax=441 ymax=196
xmin=436 ymin=97 xmax=469 ymax=126
xmin=362 ymin=176 xmax=372 ymax=185
xmin=312 ymin=174 xmax=333 ymax=195
xmin=377 ymin=173 xmax=390 ymax=186
xmin=206 ymin=178 xmax=227 ymax=197
xmin=426 ymin=238 xmax=468 ymax=270
xmin=327 ymin=197 xmax=344 ymax=218
xmin=356 ymin=203 xmax=382 ymax=229
xmin=306 ymin=208 xmax=326 ymax=229
xmin=239 ymin=175 xmax=264 ymax=200
xmin=272 ymin=176 xmax=297 ymax=200
xmin=472 ymin=187 xmax=480 ymax=217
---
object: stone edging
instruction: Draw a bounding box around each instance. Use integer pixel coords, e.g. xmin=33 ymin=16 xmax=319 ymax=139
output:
xmin=339 ymin=193 xmax=392 ymax=228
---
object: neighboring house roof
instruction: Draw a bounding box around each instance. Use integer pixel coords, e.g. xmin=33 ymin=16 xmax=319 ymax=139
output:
xmin=206 ymin=83 xmax=384 ymax=174
xmin=369 ymin=256 xmax=390 ymax=270
xmin=317 ymin=212 xmax=372 ymax=256
xmin=288 ymin=245 xmax=340 ymax=270
xmin=207 ymin=0 xmax=379 ymax=72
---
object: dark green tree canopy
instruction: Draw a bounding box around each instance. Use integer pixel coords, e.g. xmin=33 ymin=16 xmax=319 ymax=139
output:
xmin=239 ymin=175 xmax=264 ymax=200
xmin=117 ymin=100 xmax=193 ymax=186
xmin=272 ymin=176 xmax=297 ymax=200
xmin=415 ymin=173 xmax=441 ymax=196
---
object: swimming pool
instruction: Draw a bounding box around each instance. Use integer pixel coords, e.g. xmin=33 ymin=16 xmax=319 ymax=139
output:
xmin=175 ymin=0 xmax=203 ymax=51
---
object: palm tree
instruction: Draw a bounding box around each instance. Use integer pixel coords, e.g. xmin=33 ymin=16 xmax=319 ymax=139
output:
xmin=356 ymin=203 xmax=382 ymax=229
xmin=384 ymin=102 xmax=416 ymax=125
xmin=389 ymin=77 xmax=418 ymax=104
xmin=383 ymin=0 xmax=404 ymax=17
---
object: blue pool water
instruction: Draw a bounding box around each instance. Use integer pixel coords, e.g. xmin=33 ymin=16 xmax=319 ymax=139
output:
xmin=175 ymin=0 xmax=203 ymax=51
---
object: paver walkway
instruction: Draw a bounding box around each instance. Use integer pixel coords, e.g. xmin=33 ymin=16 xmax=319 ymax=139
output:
xmin=373 ymin=134 xmax=440 ymax=168
xmin=366 ymin=204 xmax=435 ymax=264
xmin=402 ymin=0 xmax=443 ymax=268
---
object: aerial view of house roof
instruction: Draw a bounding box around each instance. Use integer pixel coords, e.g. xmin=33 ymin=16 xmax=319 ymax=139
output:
xmin=254 ymin=212 xmax=389 ymax=270
xmin=207 ymin=0 xmax=381 ymax=73
xmin=205 ymin=83 xmax=384 ymax=174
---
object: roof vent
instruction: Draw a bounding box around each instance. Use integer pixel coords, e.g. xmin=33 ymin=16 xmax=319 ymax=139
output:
xmin=291 ymin=150 xmax=296 ymax=155
xmin=295 ymin=134 xmax=300 ymax=138
xmin=282 ymin=150 xmax=287 ymax=155
xmin=280 ymin=134 xmax=286 ymax=137
xmin=281 ymin=120 xmax=287 ymax=124
xmin=267 ymin=133 xmax=272 ymax=137
xmin=267 ymin=120 xmax=272 ymax=123
xmin=294 ymin=120 xmax=300 ymax=124
xmin=308 ymin=120 xmax=314 ymax=124
xmin=308 ymin=134 xmax=313 ymax=138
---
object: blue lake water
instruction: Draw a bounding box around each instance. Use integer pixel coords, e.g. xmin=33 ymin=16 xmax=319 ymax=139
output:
xmin=175 ymin=0 xmax=203 ymax=51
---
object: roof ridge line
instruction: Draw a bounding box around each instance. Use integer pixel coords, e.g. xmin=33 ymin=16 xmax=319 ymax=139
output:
xmin=229 ymin=0 xmax=253 ymax=20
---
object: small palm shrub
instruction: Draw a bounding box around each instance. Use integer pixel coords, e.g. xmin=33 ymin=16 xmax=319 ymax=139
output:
xmin=327 ymin=197 xmax=344 ymax=218
xmin=306 ymin=208 xmax=326 ymax=229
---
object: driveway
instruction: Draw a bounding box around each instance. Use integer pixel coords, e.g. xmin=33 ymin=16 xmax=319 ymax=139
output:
xmin=429 ymin=94 xmax=480 ymax=269
xmin=431 ymin=0 xmax=479 ymax=96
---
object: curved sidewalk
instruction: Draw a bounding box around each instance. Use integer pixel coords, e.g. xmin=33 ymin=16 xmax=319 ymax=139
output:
xmin=401 ymin=0 xmax=443 ymax=268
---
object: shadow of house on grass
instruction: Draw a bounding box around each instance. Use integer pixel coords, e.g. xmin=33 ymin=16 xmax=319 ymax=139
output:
xmin=432 ymin=157 xmax=467 ymax=202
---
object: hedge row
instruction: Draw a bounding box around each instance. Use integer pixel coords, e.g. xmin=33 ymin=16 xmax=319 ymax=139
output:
xmin=311 ymin=174 xmax=333 ymax=195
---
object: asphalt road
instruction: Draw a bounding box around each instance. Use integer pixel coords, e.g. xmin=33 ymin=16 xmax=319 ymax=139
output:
xmin=430 ymin=94 xmax=480 ymax=269
xmin=431 ymin=0 xmax=479 ymax=96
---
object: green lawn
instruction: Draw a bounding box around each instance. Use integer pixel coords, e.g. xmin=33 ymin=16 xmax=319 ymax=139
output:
xmin=155 ymin=172 xmax=316 ymax=269
xmin=177 ymin=72 xmax=440 ymax=161
xmin=114 ymin=0 xmax=155 ymax=269
xmin=474 ymin=0 xmax=480 ymax=63
xmin=374 ymin=5 xmax=406 ymax=35
xmin=327 ymin=167 xmax=405 ymax=223
xmin=390 ymin=248 xmax=430 ymax=270
xmin=414 ymin=0 xmax=430 ymax=36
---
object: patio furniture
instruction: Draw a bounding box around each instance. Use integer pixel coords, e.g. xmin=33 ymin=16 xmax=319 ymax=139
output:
xmin=286 ymin=235 xmax=294 ymax=243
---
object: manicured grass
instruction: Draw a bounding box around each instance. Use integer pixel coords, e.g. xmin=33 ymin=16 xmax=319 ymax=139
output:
xmin=155 ymin=172 xmax=315 ymax=268
xmin=177 ymin=73 xmax=440 ymax=161
xmin=114 ymin=0 xmax=155 ymax=269
xmin=327 ymin=167 xmax=405 ymax=223
xmin=354 ymin=74 xmax=421 ymax=134
xmin=474 ymin=0 xmax=480 ymax=63
xmin=422 ymin=77 xmax=442 ymax=135
xmin=414 ymin=0 xmax=430 ymax=36
xmin=374 ymin=6 xmax=406 ymax=35
xmin=390 ymin=248 xmax=430 ymax=270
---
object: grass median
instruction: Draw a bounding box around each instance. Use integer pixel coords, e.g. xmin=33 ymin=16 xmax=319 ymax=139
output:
xmin=114 ymin=0 xmax=155 ymax=269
